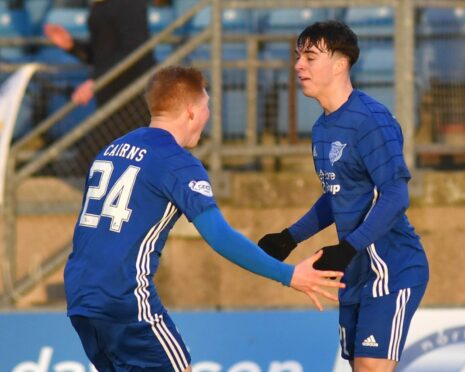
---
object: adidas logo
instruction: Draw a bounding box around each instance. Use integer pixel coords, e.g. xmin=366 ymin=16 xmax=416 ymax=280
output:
xmin=362 ymin=335 xmax=379 ymax=347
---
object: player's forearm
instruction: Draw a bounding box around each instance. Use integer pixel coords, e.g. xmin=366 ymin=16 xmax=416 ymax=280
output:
xmin=193 ymin=208 xmax=294 ymax=286
xmin=288 ymin=192 xmax=334 ymax=243
xmin=345 ymin=178 xmax=409 ymax=250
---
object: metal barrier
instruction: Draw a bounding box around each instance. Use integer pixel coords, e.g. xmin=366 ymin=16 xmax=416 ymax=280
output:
xmin=1 ymin=0 xmax=465 ymax=307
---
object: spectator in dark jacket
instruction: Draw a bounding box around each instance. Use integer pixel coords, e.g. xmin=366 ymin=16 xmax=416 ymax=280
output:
xmin=44 ymin=0 xmax=156 ymax=167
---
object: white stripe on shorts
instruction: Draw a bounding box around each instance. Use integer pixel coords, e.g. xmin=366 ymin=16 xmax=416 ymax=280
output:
xmin=368 ymin=244 xmax=390 ymax=297
xmin=151 ymin=316 xmax=188 ymax=372
xmin=388 ymin=288 xmax=411 ymax=361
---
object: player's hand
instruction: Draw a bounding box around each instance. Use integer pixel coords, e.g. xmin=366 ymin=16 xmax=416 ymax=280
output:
xmin=257 ymin=229 xmax=297 ymax=261
xmin=290 ymin=250 xmax=345 ymax=311
xmin=44 ymin=24 xmax=74 ymax=50
xmin=72 ymin=79 xmax=95 ymax=105
xmin=313 ymin=240 xmax=357 ymax=272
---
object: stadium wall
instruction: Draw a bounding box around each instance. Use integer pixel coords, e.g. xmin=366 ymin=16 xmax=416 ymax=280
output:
xmin=4 ymin=168 xmax=465 ymax=310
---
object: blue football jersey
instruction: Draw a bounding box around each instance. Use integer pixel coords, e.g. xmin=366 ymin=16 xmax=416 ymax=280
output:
xmin=311 ymin=90 xmax=429 ymax=305
xmin=65 ymin=127 xmax=217 ymax=322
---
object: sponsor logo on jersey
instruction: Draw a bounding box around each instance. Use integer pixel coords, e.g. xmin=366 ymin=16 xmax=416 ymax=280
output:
xmin=329 ymin=141 xmax=347 ymax=166
xmin=362 ymin=335 xmax=379 ymax=347
xmin=318 ymin=169 xmax=341 ymax=195
xmin=189 ymin=180 xmax=213 ymax=197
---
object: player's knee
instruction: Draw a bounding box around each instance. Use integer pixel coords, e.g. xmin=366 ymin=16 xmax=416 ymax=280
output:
xmin=354 ymin=357 xmax=396 ymax=372
xmin=183 ymin=365 xmax=192 ymax=372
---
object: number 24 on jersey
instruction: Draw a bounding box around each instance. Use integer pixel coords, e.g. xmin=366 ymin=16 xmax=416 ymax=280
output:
xmin=79 ymin=160 xmax=140 ymax=233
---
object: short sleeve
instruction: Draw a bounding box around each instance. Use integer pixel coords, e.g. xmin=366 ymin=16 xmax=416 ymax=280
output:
xmin=160 ymin=159 xmax=217 ymax=222
xmin=357 ymin=115 xmax=411 ymax=187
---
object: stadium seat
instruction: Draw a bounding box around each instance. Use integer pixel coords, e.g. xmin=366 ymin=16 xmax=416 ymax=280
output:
xmin=147 ymin=6 xmax=174 ymax=33
xmin=43 ymin=7 xmax=88 ymax=38
xmin=173 ymin=0 xmax=198 ymax=17
xmin=147 ymin=6 xmax=175 ymax=62
xmin=416 ymin=8 xmax=465 ymax=83
xmin=199 ymin=68 xmax=264 ymax=139
xmin=188 ymin=7 xmax=251 ymax=61
xmin=43 ymin=77 xmax=96 ymax=140
xmin=276 ymin=81 xmax=322 ymax=136
xmin=260 ymin=8 xmax=330 ymax=60
xmin=258 ymin=8 xmax=328 ymax=137
xmin=343 ymin=6 xmax=394 ymax=37
xmin=352 ymin=43 xmax=394 ymax=84
xmin=47 ymin=95 xmax=96 ymax=140
xmin=34 ymin=45 xmax=83 ymax=64
xmin=189 ymin=7 xmax=253 ymax=33
xmin=24 ymin=0 xmax=51 ymax=35
xmin=418 ymin=7 xmax=465 ymax=35
xmin=351 ymin=42 xmax=394 ymax=112
xmin=35 ymin=7 xmax=88 ymax=64
xmin=260 ymin=8 xmax=329 ymax=34
xmin=0 ymin=9 xmax=32 ymax=36
xmin=0 ymin=8 xmax=32 ymax=62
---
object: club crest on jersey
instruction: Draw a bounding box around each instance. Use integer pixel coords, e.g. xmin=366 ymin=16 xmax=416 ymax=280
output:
xmin=188 ymin=180 xmax=213 ymax=197
xmin=329 ymin=141 xmax=347 ymax=166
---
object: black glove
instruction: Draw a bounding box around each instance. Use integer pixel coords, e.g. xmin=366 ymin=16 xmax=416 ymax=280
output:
xmin=313 ymin=240 xmax=357 ymax=272
xmin=257 ymin=229 xmax=297 ymax=261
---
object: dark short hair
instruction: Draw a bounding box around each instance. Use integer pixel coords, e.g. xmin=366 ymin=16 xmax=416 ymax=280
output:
xmin=145 ymin=66 xmax=208 ymax=117
xmin=297 ymin=20 xmax=359 ymax=67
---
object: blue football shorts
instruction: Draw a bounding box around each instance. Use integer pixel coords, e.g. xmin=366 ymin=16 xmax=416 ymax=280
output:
xmin=70 ymin=310 xmax=191 ymax=372
xmin=338 ymin=283 xmax=427 ymax=361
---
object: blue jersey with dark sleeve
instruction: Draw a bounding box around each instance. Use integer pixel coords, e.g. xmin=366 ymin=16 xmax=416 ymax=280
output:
xmin=65 ymin=127 xmax=218 ymax=322
xmin=310 ymin=90 xmax=429 ymax=305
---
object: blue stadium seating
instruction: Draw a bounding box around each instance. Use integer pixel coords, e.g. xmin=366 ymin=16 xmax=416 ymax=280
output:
xmin=0 ymin=9 xmax=32 ymax=35
xmin=191 ymin=7 xmax=253 ymax=33
xmin=24 ymin=0 xmax=52 ymax=35
xmin=148 ymin=6 xmax=175 ymax=33
xmin=203 ymin=87 xmax=266 ymax=139
xmin=47 ymin=94 xmax=96 ymax=140
xmin=188 ymin=7 xmax=252 ymax=61
xmin=183 ymin=5 xmax=257 ymax=137
xmin=260 ymin=8 xmax=330 ymax=60
xmin=43 ymin=7 xmax=88 ymax=38
xmin=258 ymin=8 xmax=329 ymax=136
xmin=39 ymin=72 xmax=96 ymax=140
xmin=275 ymin=75 xmax=322 ymax=136
xmin=199 ymin=69 xmax=265 ymax=139
xmin=343 ymin=6 xmax=394 ymax=37
xmin=0 ymin=8 xmax=32 ymax=62
xmin=351 ymin=43 xmax=394 ymax=112
xmin=352 ymin=43 xmax=394 ymax=83
xmin=147 ymin=6 xmax=175 ymax=62
xmin=418 ymin=7 xmax=465 ymax=35
xmin=34 ymin=7 xmax=88 ymax=64
xmin=260 ymin=8 xmax=329 ymax=33
xmin=173 ymin=0 xmax=198 ymax=17
xmin=416 ymin=8 xmax=465 ymax=83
